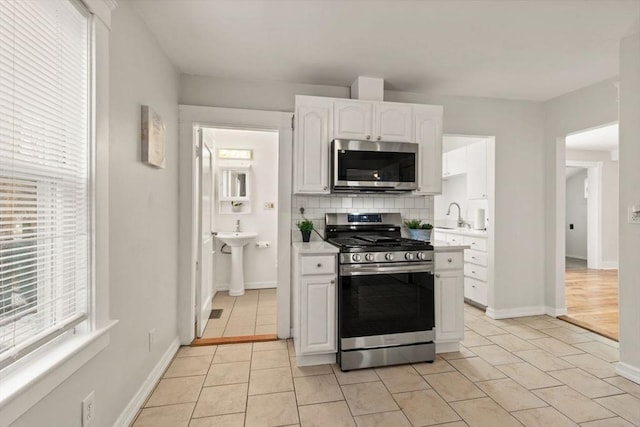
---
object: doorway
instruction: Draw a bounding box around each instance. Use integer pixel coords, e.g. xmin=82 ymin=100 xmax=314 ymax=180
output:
xmin=178 ymin=106 xmax=293 ymax=346
xmin=559 ymin=124 xmax=619 ymax=340
xmin=199 ymin=127 xmax=279 ymax=340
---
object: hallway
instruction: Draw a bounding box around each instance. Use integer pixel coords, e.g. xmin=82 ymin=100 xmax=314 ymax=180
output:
xmin=561 ymin=257 xmax=619 ymax=341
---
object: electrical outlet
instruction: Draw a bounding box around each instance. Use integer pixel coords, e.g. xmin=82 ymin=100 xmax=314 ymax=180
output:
xmin=148 ymin=329 xmax=156 ymax=352
xmin=264 ymin=202 xmax=275 ymax=209
xmin=629 ymin=206 xmax=640 ymax=224
xmin=82 ymin=391 xmax=95 ymax=427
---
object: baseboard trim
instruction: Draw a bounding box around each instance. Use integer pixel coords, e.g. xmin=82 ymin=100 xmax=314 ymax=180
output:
xmin=566 ymin=254 xmax=587 ymax=260
xmin=615 ymin=362 xmax=640 ymax=384
xmin=216 ymin=281 xmax=277 ymax=292
xmin=546 ymin=306 xmax=568 ymax=317
xmin=601 ymin=261 xmax=619 ymax=270
xmin=191 ymin=334 xmax=278 ymax=346
xmin=485 ymin=306 xmax=546 ymax=319
xmin=114 ymin=337 xmax=180 ymax=427
xmin=435 ymin=341 xmax=460 ymax=354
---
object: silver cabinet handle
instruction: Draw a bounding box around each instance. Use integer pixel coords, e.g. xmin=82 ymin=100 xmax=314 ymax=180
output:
xmin=366 ymin=135 xmax=371 ymax=140
xmin=471 ymin=242 xmax=476 ymax=245
xmin=323 ymin=186 xmax=328 ymax=190
xmin=317 ymin=263 xmax=322 ymax=267
xmin=435 ymin=274 xmax=440 ymax=278
xmin=377 ymin=136 xmax=381 ymax=141
xmin=448 ymin=258 xmax=453 ymax=263
xmin=330 ymin=280 xmax=335 ymax=284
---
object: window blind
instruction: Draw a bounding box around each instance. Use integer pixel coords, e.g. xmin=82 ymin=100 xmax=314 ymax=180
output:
xmin=0 ymin=0 xmax=91 ymax=370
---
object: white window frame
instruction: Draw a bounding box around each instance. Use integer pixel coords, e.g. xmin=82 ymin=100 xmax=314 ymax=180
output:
xmin=0 ymin=1 xmax=116 ymax=424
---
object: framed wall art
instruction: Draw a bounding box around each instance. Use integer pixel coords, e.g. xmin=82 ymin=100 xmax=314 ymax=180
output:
xmin=141 ymin=105 xmax=166 ymax=168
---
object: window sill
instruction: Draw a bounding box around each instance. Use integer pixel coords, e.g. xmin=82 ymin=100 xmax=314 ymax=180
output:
xmin=0 ymin=319 xmax=118 ymax=426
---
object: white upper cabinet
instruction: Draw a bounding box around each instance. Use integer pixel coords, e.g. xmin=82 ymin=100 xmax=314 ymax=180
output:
xmin=466 ymin=140 xmax=488 ymax=199
xmin=374 ymin=103 xmax=413 ymax=142
xmin=334 ymin=100 xmax=413 ymax=142
xmin=333 ymin=100 xmax=372 ymax=140
xmin=294 ymin=96 xmax=333 ymax=194
xmin=442 ymin=147 xmax=466 ymax=178
xmin=414 ymin=105 xmax=443 ymax=195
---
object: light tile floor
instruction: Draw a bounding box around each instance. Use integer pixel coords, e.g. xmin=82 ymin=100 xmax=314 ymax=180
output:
xmin=133 ymin=304 xmax=640 ymax=427
xmin=202 ymin=289 xmax=277 ymax=338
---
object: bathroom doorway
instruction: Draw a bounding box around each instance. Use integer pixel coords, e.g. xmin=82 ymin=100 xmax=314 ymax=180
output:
xmin=200 ymin=127 xmax=279 ymax=341
xmin=177 ymin=106 xmax=293 ymax=346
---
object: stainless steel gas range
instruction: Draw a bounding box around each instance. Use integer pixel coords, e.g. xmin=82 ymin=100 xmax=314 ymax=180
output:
xmin=325 ymin=213 xmax=435 ymax=371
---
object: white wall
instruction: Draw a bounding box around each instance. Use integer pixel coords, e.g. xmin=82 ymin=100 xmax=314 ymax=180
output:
xmin=617 ymin=32 xmax=640 ymax=382
xmin=566 ymin=149 xmax=619 ymax=266
xmin=204 ymin=128 xmax=279 ymax=288
xmin=12 ymin=1 xmax=180 ymax=425
xmin=565 ymin=170 xmax=588 ymax=259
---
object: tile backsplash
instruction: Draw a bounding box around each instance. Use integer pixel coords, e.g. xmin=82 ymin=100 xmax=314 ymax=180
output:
xmin=291 ymin=194 xmax=434 ymax=241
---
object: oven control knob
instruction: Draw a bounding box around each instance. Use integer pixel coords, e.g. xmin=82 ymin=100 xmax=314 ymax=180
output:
xmin=385 ymin=253 xmax=394 ymax=261
xmin=416 ymin=252 xmax=426 ymax=260
xmin=365 ymin=253 xmax=374 ymax=262
xmin=352 ymin=254 xmax=362 ymax=262
xmin=405 ymin=252 xmax=414 ymax=260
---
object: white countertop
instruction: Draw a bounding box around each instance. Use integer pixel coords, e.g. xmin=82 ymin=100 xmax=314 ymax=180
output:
xmin=433 ymin=227 xmax=488 ymax=238
xmin=292 ymin=241 xmax=340 ymax=254
xmin=431 ymin=240 xmax=470 ymax=251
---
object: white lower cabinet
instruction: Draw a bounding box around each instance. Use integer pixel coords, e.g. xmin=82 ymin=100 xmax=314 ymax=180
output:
xmin=292 ymin=245 xmax=338 ymax=366
xmin=300 ymin=275 xmax=336 ymax=354
xmin=434 ymin=251 xmax=464 ymax=353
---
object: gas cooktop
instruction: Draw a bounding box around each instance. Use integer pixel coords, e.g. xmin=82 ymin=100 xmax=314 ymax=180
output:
xmin=327 ymin=236 xmax=433 ymax=253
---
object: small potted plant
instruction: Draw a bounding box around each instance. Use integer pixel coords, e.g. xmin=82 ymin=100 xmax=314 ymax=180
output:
xmin=404 ymin=219 xmax=433 ymax=241
xmin=297 ymin=219 xmax=314 ymax=242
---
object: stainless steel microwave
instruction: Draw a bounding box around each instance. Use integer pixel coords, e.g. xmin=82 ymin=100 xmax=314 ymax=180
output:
xmin=331 ymin=139 xmax=418 ymax=192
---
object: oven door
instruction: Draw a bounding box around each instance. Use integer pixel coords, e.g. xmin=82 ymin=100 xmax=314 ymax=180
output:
xmin=339 ymin=262 xmax=435 ymax=350
xmin=332 ymin=139 xmax=418 ymax=191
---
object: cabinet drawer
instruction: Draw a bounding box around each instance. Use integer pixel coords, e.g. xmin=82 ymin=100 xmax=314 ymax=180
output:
xmin=435 ymin=252 xmax=464 ymax=270
xmin=464 ymin=277 xmax=487 ymax=306
xmin=301 ymin=256 xmax=335 ymax=275
xmin=464 ymin=249 xmax=487 ymax=266
xmin=464 ymin=236 xmax=487 ymax=251
xmin=464 ymin=263 xmax=487 ymax=282
xmin=445 ymin=234 xmax=463 ymax=245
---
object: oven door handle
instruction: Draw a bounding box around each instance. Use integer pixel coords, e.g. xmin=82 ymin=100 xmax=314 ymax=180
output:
xmin=341 ymin=263 xmax=434 ymax=276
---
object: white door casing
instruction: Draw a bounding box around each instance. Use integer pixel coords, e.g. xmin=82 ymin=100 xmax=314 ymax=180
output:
xmin=195 ymin=131 xmax=215 ymax=337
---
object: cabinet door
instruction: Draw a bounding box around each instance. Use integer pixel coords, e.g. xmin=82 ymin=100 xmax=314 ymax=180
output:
xmin=466 ymin=140 xmax=488 ymax=199
xmin=334 ymin=100 xmax=372 ymax=140
xmin=414 ymin=105 xmax=443 ymax=194
xmin=294 ymin=98 xmax=332 ymax=194
xmin=435 ymin=270 xmax=464 ymax=342
xmin=445 ymin=147 xmax=466 ymax=177
xmin=374 ymin=103 xmax=413 ymax=142
xmin=300 ymin=275 xmax=336 ymax=354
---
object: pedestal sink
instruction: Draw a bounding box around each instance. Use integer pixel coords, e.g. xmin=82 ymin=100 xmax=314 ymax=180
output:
xmin=215 ymin=231 xmax=258 ymax=296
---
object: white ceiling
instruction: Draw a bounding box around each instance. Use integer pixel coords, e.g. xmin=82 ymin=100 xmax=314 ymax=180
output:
xmin=129 ymin=0 xmax=640 ymax=102
xmin=566 ymin=123 xmax=619 ymax=152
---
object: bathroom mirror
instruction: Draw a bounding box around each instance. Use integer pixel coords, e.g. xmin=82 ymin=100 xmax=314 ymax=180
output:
xmin=219 ymin=165 xmax=250 ymax=201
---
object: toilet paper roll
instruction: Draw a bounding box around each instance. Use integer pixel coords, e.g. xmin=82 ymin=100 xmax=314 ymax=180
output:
xmin=474 ymin=209 xmax=485 ymax=230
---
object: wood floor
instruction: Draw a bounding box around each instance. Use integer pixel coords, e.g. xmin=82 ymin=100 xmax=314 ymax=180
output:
xmin=562 ymin=258 xmax=619 ymax=341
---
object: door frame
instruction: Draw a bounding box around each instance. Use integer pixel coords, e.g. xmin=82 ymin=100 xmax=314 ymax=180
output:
xmin=178 ymin=105 xmax=293 ymax=344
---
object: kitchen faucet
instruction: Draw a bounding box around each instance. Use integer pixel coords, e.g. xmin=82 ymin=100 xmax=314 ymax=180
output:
xmin=234 ymin=219 xmax=241 ymax=232
xmin=446 ymin=202 xmax=465 ymax=228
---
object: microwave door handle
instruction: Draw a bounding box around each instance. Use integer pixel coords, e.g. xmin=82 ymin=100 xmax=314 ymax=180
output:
xmin=341 ymin=264 xmax=434 ymax=276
